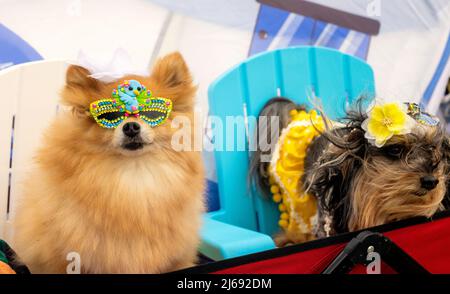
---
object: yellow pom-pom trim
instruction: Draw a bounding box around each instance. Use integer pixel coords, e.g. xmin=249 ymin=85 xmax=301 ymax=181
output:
xmin=270 ymin=185 xmax=280 ymax=194
xmin=272 ymin=193 xmax=282 ymax=203
xmin=278 ymin=219 xmax=288 ymax=228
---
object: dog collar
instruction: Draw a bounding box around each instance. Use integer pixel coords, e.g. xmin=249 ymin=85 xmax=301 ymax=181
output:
xmin=89 ymin=80 xmax=172 ymax=128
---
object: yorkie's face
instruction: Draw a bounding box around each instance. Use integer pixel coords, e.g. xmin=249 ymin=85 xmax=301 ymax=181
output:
xmin=307 ymin=112 xmax=449 ymax=235
xmin=349 ymin=125 xmax=447 ymax=230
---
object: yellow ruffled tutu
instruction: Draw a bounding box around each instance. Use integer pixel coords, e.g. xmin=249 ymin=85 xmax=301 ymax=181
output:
xmin=268 ymin=109 xmax=326 ymax=243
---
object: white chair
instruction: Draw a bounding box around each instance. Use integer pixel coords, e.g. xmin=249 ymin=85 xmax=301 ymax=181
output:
xmin=0 ymin=60 xmax=67 ymax=243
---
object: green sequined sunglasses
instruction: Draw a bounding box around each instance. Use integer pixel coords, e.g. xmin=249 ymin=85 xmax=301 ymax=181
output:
xmin=89 ymin=79 xmax=173 ymax=129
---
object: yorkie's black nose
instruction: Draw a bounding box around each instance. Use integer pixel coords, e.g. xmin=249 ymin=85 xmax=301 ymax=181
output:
xmin=420 ymin=175 xmax=439 ymax=191
xmin=123 ymin=122 xmax=141 ymax=137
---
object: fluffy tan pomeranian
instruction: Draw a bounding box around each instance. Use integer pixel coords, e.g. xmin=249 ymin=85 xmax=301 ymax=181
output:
xmin=13 ymin=52 xmax=205 ymax=273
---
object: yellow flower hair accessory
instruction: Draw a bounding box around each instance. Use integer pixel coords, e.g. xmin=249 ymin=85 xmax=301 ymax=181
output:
xmin=361 ymin=101 xmax=415 ymax=147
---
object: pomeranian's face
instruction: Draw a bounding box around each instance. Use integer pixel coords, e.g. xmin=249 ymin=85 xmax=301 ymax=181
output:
xmin=60 ymin=52 xmax=196 ymax=157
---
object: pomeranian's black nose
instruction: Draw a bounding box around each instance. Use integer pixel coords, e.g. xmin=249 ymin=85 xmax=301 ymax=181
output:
xmin=420 ymin=175 xmax=439 ymax=191
xmin=123 ymin=122 xmax=141 ymax=137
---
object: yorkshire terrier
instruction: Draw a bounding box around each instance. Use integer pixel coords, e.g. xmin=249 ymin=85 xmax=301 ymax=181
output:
xmin=251 ymin=97 xmax=450 ymax=245
xmin=14 ymin=52 xmax=205 ymax=273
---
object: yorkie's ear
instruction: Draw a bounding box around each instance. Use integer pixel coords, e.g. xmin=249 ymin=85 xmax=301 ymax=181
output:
xmin=150 ymin=52 xmax=196 ymax=113
xmin=306 ymin=128 xmax=365 ymax=233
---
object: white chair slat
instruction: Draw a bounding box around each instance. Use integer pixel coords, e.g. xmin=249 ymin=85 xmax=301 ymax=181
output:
xmin=0 ymin=61 xmax=67 ymax=242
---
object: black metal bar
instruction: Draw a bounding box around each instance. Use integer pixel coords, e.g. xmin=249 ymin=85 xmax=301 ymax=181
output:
xmin=322 ymin=231 xmax=429 ymax=274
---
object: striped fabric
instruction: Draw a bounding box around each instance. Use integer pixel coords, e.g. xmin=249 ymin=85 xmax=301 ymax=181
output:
xmin=249 ymin=4 xmax=370 ymax=60
xmin=423 ymin=32 xmax=450 ymax=114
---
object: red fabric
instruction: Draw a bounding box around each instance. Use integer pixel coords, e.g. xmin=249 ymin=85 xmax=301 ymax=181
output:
xmin=349 ymin=262 xmax=396 ymax=274
xmin=384 ymin=216 xmax=450 ymax=273
xmin=213 ymin=215 xmax=450 ymax=274
xmin=214 ymin=244 xmax=345 ymax=274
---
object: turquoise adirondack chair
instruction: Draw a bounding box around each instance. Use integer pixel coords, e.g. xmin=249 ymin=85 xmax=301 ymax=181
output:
xmin=200 ymin=46 xmax=375 ymax=261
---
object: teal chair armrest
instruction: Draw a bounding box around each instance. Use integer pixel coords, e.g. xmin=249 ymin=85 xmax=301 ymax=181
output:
xmin=199 ymin=217 xmax=276 ymax=261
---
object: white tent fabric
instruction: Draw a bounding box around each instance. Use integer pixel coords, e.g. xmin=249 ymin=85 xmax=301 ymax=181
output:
xmin=0 ymin=0 xmax=167 ymax=66
xmin=2 ymin=0 xmax=448 ymax=113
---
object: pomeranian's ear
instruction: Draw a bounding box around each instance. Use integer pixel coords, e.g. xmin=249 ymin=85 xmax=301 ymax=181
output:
xmin=62 ymin=65 xmax=101 ymax=116
xmin=151 ymin=52 xmax=196 ymax=112
xmin=66 ymin=64 xmax=100 ymax=90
